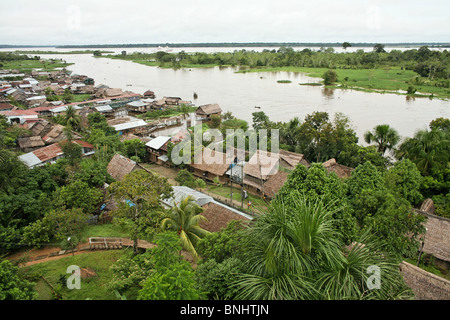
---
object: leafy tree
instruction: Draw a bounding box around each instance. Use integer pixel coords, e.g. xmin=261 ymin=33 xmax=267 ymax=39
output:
xmin=196 ymin=220 xmax=246 ymax=263
xmin=364 ymin=124 xmax=400 ymax=155
xmin=322 ymin=69 xmax=338 ymax=85
xmin=0 ymin=260 xmax=37 ymax=300
xmin=195 ymin=257 xmax=243 ymax=300
xmin=108 ymin=170 xmax=173 ymax=255
xmin=342 ymin=42 xmax=352 ymax=51
xmin=351 ymin=190 xmax=425 ymax=257
xmin=123 ymin=139 xmax=146 ymax=162
xmin=137 ymin=232 xmax=203 ymax=300
xmin=53 ymin=179 xmax=103 ymax=214
xmin=175 ymin=169 xmax=197 ymax=188
xmin=277 ymin=163 xmax=358 ymax=244
xmin=252 ymin=111 xmax=272 ymax=131
xmin=373 ymin=43 xmax=386 ymax=53
xmin=346 ymin=161 xmax=385 ymax=198
xmin=160 ymin=196 xmax=210 ymax=261
xmin=384 ymin=159 xmax=423 ymax=206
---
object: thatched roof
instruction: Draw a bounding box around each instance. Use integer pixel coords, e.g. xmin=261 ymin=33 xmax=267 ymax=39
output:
xmin=196 ymin=103 xmax=222 ymax=116
xmin=17 ymin=136 xmax=45 ymax=149
xmin=244 ymin=150 xmax=279 ymax=180
xmin=323 ymin=158 xmax=354 ymax=179
xmin=191 ymin=149 xmax=235 ymax=177
xmin=263 ymin=170 xmax=289 ymax=199
xmin=107 ymin=154 xmax=142 ymax=181
xmin=199 ymin=201 xmax=251 ymax=232
xmin=279 ymin=149 xmax=310 ymax=169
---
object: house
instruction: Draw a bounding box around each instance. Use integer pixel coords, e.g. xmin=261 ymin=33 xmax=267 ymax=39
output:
xmin=143 ymin=90 xmax=155 ymax=99
xmin=41 ymin=123 xmax=83 ymax=145
xmin=322 ymin=158 xmax=354 ymax=179
xmin=111 ymin=119 xmax=148 ymax=135
xmin=195 ymin=103 xmax=222 ymax=120
xmin=0 ymin=102 xmax=15 ymax=111
xmin=190 ymin=149 xmax=236 ymax=184
xmin=278 ymin=149 xmax=310 ymax=170
xmin=106 ymin=153 xmax=143 ymax=181
xmin=17 ymin=136 xmax=45 ymax=153
xmin=243 ymin=150 xmax=280 ymax=193
xmin=94 ymin=104 xmax=113 ymax=114
xmin=161 ymin=185 xmax=252 ymax=233
xmin=145 ymin=136 xmax=171 ymax=165
xmin=263 ymin=170 xmax=289 ymax=200
xmin=25 ymin=95 xmax=47 ymax=107
xmin=18 ymin=140 xmax=95 ymax=168
xmin=126 ymin=100 xmax=151 ymax=113
xmin=0 ymin=109 xmax=39 ymax=124
xmin=50 ymin=105 xmax=82 ymax=116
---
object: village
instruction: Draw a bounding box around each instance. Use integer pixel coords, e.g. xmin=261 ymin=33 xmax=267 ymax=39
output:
xmin=1 ymin=55 xmax=449 ymax=302
xmin=0 ymin=64 xmax=358 ymax=226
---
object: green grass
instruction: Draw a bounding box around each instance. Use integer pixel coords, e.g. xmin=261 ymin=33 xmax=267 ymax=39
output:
xmin=206 ymin=184 xmax=269 ymax=214
xmin=23 ymin=249 xmax=131 ymax=300
xmin=68 ymin=93 xmax=93 ymax=103
xmin=238 ymin=66 xmax=450 ymax=99
xmin=78 ymin=223 xmax=131 ymax=243
xmin=0 ymin=59 xmax=73 ymax=72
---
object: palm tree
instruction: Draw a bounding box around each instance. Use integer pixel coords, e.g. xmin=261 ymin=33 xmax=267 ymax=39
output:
xmin=160 ymin=196 xmax=210 ymax=261
xmin=233 ymin=192 xmax=412 ymax=300
xmin=64 ymin=105 xmax=81 ymax=130
xmin=280 ymin=117 xmax=301 ymax=147
xmin=364 ymin=124 xmax=400 ymax=155
xmin=396 ymin=128 xmax=449 ymax=176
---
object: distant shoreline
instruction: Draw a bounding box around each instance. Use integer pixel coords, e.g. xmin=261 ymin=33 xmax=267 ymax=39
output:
xmin=1 ymin=42 xmax=450 ymax=49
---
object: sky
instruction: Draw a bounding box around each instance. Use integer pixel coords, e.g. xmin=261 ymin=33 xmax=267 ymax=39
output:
xmin=0 ymin=0 xmax=449 ymax=46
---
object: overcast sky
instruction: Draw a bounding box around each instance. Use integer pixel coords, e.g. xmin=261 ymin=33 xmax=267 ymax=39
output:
xmin=1 ymin=0 xmax=449 ymax=45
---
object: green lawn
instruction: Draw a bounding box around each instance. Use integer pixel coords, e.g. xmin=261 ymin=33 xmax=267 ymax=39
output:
xmin=23 ymin=249 xmax=131 ymax=300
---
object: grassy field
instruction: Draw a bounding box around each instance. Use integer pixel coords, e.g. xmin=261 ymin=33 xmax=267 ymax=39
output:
xmin=0 ymin=59 xmax=73 ymax=72
xmin=23 ymin=249 xmax=130 ymax=300
xmin=240 ymin=66 xmax=450 ymax=98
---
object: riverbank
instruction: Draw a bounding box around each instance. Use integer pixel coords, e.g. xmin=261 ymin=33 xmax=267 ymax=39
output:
xmin=238 ymin=66 xmax=449 ymax=99
xmin=101 ymin=52 xmax=450 ymax=99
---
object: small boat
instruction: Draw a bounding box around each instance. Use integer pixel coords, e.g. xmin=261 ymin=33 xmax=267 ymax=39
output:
xmin=254 ymin=106 xmax=261 ymax=109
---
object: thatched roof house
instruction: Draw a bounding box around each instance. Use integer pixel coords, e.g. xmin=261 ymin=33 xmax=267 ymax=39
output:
xmin=263 ymin=170 xmax=289 ymax=199
xmin=279 ymin=149 xmax=310 ymax=170
xmin=195 ymin=103 xmax=222 ymax=120
xmin=17 ymin=136 xmax=45 ymax=152
xmin=200 ymin=201 xmax=251 ymax=232
xmin=323 ymin=158 xmax=354 ymax=179
xmin=190 ymin=149 xmax=236 ymax=183
xmin=106 ymin=153 xmax=143 ymax=181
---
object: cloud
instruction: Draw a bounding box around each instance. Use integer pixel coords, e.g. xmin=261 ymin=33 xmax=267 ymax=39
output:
xmin=0 ymin=0 xmax=449 ymax=45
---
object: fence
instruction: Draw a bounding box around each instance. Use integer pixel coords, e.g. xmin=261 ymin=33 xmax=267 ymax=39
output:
xmin=88 ymin=237 xmax=123 ymax=250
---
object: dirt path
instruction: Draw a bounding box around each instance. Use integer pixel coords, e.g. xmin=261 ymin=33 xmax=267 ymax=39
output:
xmin=6 ymin=238 xmax=153 ymax=267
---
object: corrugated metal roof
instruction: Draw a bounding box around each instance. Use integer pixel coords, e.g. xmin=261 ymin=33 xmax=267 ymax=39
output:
xmin=162 ymin=186 xmax=213 ymax=208
xmin=112 ymin=120 xmax=148 ymax=131
xmin=95 ymin=105 xmax=113 ymax=112
xmin=18 ymin=153 xmax=42 ymax=168
xmin=145 ymin=136 xmax=170 ymax=150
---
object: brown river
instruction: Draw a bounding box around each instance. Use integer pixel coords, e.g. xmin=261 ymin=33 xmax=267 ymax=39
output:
xmin=31 ymin=47 xmax=450 ymax=142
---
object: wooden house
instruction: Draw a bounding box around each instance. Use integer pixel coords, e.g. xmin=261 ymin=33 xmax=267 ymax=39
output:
xmin=263 ymin=170 xmax=289 ymax=200
xmin=243 ymin=150 xmax=279 ymax=194
xmin=106 ymin=153 xmax=143 ymax=181
xmin=195 ymin=103 xmax=222 ymax=121
xmin=190 ymin=149 xmax=236 ymax=184
xmin=145 ymin=136 xmax=171 ymax=165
